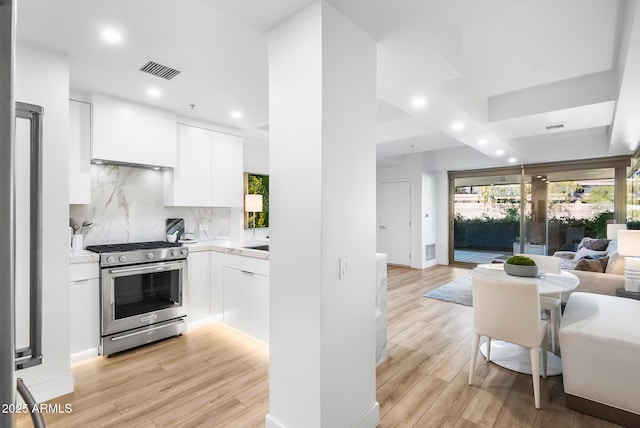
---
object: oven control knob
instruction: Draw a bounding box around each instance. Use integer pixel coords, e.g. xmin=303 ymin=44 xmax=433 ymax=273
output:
xmin=106 ymin=256 xmax=115 ymax=263
xmin=180 ymin=249 xmax=188 ymax=256
xmin=119 ymin=255 xmax=127 ymax=262
xmin=171 ymin=250 xmax=178 ymax=256
xmin=147 ymin=252 xmax=154 ymax=260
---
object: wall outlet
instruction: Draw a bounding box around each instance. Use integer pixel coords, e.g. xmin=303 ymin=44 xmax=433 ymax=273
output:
xmin=199 ymin=224 xmax=209 ymax=231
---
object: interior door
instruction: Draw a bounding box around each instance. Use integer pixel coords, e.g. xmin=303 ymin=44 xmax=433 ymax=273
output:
xmin=379 ymin=181 xmax=411 ymax=266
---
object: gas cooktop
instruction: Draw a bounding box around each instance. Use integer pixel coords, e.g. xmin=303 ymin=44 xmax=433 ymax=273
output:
xmin=86 ymin=241 xmax=188 ymax=267
xmin=86 ymin=241 xmax=182 ymax=253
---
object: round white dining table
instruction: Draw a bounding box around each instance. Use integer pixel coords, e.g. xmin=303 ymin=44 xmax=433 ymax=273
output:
xmin=471 ymin=263 xmax=579 ymax=376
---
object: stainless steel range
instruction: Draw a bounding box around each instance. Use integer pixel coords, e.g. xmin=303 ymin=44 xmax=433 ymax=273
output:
xmin=86 ymin=241 xmax=188 ymax=356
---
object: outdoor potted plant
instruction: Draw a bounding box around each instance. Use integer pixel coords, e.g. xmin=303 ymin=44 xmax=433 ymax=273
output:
xmin=504 ymin=255 xmax=538 ymax=277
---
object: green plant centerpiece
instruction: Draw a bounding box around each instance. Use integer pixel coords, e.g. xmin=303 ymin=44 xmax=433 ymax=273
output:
xmin=506 ymin=255 xmax=536 ymax=266
xmin=504 ymin=255 xmax=538 ymax=277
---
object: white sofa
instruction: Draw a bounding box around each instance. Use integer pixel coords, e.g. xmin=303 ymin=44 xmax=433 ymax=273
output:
xmin=559 ymin=292 xmax=640 ymax=426
xmin=553 ymin=238 xmax=624 ymax=301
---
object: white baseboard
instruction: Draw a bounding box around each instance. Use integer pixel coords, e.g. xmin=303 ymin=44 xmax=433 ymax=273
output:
xmin=351 ymin=402 xmax=380 ymax=428
xmin=70 ymin=348 xmax=99 ymax=365
xmin=187 ymin=316 xmax=222 ymax=330
xmin=265 ymin=402 xmax=380 ymax=428
xmin=265 ymin=413 xmax=285 ymax=428
xmin=17 ymin=372 xmax=74 ymax=405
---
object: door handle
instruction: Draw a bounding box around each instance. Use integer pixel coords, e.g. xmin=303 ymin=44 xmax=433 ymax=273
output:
xmin=379 ymin=225 xmax=387 ymax=230
xmin=109 ymin=261 xmax=185 ymax=275
xmin=15 ymin=102 xmax=44 ymax=371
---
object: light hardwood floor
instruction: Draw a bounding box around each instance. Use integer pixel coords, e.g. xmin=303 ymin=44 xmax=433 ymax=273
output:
xmin=16 ymin=265 xmax=620 ymax=427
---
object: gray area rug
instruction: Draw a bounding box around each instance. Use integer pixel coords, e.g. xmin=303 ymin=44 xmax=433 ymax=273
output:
xmin=424 ymin=277 xmax=553 ymax=323
xmin=424 ymin=275 xmax=472 ymax=306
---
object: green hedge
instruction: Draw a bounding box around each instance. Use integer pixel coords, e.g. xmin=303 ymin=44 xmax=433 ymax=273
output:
xmin=454 ymin=211 xmax=613 ymax=252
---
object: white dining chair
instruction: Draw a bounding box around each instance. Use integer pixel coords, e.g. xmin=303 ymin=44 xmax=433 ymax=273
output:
xmin=468 ymin=270 xmax=549 ymax=409
xmin=516 ymin=253 xmax=561 ymax=274
xmin=516 ymin=254 xmax=562 ymax=352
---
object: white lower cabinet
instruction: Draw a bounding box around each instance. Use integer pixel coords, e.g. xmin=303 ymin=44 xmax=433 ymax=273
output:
xmin=67 ymin=251 xmax=270 ymax=361
xmin=210 ymin=251 xmax=224 ymax=320
xmin=187 ymin=250 xmax=269 ymax=339
xmin=187 ymin=251 xmax=212 ymax=323
xmin=69 ymin=262 xmax=100 ymax=358
xmin=223 ymin=254 xmax=269 ymax=342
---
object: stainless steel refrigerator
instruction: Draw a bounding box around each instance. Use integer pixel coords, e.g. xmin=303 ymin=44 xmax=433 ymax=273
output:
xmin=2 ymin=1 xmax=46 ymax=426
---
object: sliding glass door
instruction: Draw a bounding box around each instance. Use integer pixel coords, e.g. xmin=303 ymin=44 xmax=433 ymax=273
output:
xmin=520 ymin=170 xmax=616 ymax=255
xmin=450 ymin=157 xmax=629 ymax=266
xmin=452 ymin=171 xmax=522 ymax=264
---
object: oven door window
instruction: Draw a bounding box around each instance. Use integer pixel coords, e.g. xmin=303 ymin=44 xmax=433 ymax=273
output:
xmin=113 ymin=269 xmax=181 ymax=320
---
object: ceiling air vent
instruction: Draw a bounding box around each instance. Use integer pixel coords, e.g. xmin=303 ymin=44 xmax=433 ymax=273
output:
xmin=545 ymin=122 xmax=565 ymax=131
xmin=139 ymin=60 xmax=181 ymax=80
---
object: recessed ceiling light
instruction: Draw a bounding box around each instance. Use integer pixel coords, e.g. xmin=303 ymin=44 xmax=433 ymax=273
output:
xmin=94 ymin=160 xmax=103 ymax=165
xmin=101 ymin=28 xmax=123 ymax=45
xmin=411 ymin=96 xmax=427 ymax=109
xmin=508 ymin=157 xmax=517 ymax=163
xmin=451 ymin=121 xmax=464 ymax=132
xmin=478 ymin=138 xmax=488 ymax=145
xmin=146 ymin=88 xmax=161 ymax=97
xmin=495 ymin=150 xmax=505 ymax=156
xmin=231 ymin=110 xmax=242 ymax=119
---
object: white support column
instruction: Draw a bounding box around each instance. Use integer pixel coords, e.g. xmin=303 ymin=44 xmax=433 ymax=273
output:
xmin=267 ymin=2 xmax=378 ymax=427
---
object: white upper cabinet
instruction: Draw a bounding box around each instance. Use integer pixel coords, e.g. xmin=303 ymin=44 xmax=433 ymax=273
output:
xmin=92 ymin=94 xmax=177 ymax=168
xmin=69 ymin=99 xmax=91 ymax=204
xmin=211 ymin=131 xmax=243 ymax=207
xmin=164 ymin=123 xmax=243 ymax=207
xmin=165 ymin=124 xmax=212 ymax=206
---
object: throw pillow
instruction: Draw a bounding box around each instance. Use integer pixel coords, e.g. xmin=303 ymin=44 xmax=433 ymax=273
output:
xmin=580 ymin=237 xmax=610 ymax=251
xmin=605 ymin=252 xmax=626 ymax=275
xmin=574 ymin=257 xmax=609 ymax=273
xmin=576 ymin=237 xmax=587 ymax=251
xmin=572 ymin=247 xmax=607 ymax=261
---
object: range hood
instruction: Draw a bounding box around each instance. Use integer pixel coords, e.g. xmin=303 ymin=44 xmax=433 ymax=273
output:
xmin=91 ymin=94 xmax=177 ymax=169
xmin=90 ymin=158 xmax=169 ymax=171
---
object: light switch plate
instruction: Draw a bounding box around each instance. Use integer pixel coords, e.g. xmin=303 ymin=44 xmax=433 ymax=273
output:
xmin=339 ymin=257 xmax=348 ymax=280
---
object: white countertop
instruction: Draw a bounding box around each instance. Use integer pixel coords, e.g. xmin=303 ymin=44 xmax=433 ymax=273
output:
xmin=69 ymin=239 xmax=270 ymax=264
xmin=69 ymin=249 xmax=100 ymax=264
xmin=180 ymin=239 xmax=270 ymax=260
xmin=69 ymin=242 xmax=384 ymax=264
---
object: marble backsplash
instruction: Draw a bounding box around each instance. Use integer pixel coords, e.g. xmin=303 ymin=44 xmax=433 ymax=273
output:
xmin=69 ymin=165 xmax=231 ymax=246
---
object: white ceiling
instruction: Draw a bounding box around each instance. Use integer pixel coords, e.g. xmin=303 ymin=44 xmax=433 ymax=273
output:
xmin=15 ymin=0 xmax=640 ymax=166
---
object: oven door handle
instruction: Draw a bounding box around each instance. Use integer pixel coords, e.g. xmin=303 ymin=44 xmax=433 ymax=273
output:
xmin=108 ymin=261 xmax=185 ymax=275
